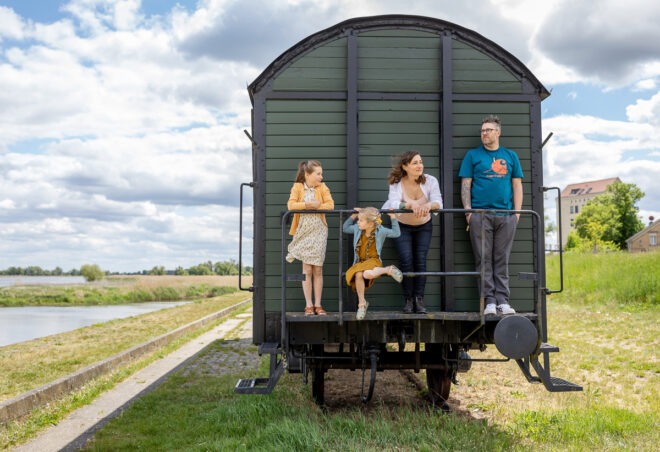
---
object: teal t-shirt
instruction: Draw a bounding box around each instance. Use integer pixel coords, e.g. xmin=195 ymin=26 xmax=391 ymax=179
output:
xmin=458 ymin=145 xmax=523 ymax=210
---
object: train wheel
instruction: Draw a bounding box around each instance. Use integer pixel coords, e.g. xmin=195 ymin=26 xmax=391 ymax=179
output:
xmin=426 ymin=368 xmax=452 ymax=411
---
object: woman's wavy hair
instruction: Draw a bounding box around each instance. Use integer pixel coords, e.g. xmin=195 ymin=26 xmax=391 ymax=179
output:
xmin=387 ymin=151 xmax=426 ymax=185
xmin=358 ymin=207 xmax=381 ymax=226
xmin=294 ymin=160 xmax=322 ymax=183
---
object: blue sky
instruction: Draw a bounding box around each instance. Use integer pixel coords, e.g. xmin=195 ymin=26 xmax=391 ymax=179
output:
xmin=1 ymin=0 xmax=659 ymax=271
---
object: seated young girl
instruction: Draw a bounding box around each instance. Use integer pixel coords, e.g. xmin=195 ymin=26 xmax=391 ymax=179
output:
xmin=343 ymin=207 xmax=403 ymax=320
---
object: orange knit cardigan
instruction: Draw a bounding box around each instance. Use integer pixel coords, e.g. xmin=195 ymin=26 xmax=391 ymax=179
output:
xmin=287 ymin=182 xmax=334 ymax=235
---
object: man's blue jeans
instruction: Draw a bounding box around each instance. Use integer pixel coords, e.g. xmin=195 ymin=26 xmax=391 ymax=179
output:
xmin=393 ymin=220 xmax=433 ymax=298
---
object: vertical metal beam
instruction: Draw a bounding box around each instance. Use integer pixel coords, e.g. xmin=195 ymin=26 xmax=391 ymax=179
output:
xmin=252 ymin=91 xmax=267 ymax=343
xmin=529 ymin=98 xmax=547 ymax=342
xmin=346 ymin=29 xmax=359 ymax=208
xmin=441 ymin=31 xmax=455 ymax=311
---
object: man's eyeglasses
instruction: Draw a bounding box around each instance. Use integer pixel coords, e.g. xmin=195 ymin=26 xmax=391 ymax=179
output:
xmin=481 ymin=128 xmax=498 ymax=134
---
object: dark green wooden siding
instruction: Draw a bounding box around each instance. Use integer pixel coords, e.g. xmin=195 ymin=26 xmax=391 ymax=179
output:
xmin=273 ymin=38 xmax=347 ymax=91
xmin=358 ymin=30 xmax=441 ymax=92
xmin=265 ymin=100 xmax=347 ymax=312
xmin=451 ymin=102 xmax=534 ymax=312
xmin=358 ymin=100 xmax=441 ymax=310
xmin=452 ymin=40 xmax=522 ymax=94
xmin=262 ymin=30 xmax=536 ymax=314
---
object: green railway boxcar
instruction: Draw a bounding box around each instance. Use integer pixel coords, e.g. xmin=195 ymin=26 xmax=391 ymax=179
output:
xmin=236 ymin=15 xmax=580 ymax=406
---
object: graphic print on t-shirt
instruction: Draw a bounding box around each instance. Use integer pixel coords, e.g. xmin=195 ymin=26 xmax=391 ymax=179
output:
xmin=483 ymin=157 xmax=508 ymax=178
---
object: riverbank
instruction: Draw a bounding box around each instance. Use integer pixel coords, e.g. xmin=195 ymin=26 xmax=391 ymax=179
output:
xmin=0 ymin=292 xmax=249 ymax=403
xmin=0 ymin=275 xmax=252 ymax=307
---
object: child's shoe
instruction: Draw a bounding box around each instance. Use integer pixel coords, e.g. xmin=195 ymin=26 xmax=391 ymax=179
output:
xmin=497 ymin=304 xmax=516 ymax=315
xmin=389 ymin=265 xmax=403 ymax=283
xmin=484 ymin=303 xmax=497 ymax=315
xmin=356 ymin=301 xmax=369 ymax=320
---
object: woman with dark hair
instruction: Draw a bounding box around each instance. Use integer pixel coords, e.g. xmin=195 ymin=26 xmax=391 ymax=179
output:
xmin=383 ymin=151 xmax=442 ymax=313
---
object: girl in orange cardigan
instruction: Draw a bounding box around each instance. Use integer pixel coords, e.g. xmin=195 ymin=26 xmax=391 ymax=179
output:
xmin=286 ymin=160 xmax=334 ymax=316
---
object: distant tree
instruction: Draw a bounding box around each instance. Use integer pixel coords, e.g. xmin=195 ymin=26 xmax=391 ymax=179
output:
xmin=149 ymin=266 xmax=166 ymax=275
xmin=52 ymin=266 xmax=63 ymax=276
xmin=565 ymin=226 xmax=617 ymax=253
xmin=188 ymin=264 xmax=213 ymax=275
xmin=80 ymin=264 xmax=105 ymax=282
xmin=174 ymin=266 xmax=188 ymax=276
xmin=573 ymin=181 xmax=644 ymax=250
xmin=214 ymin=260 xmax=238 ymax=275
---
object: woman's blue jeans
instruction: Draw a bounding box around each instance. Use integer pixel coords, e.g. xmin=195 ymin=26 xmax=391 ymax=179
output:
xmin=393 ymin=220 xmax=433 ymax=298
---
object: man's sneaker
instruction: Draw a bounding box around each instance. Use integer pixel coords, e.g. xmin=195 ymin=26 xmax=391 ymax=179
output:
xmin=484 ymin=304 xmax=497 ymax=315
xmin=497 ymin=304 xmax=516 ymax=315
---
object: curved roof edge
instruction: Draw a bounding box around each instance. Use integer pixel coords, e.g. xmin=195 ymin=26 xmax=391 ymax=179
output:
xmin=249 ymin=14 xmax=549 ymax=101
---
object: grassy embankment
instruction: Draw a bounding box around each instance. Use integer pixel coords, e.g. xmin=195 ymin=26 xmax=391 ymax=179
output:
xmin=0 ymin=277 xmax=252 ymax=449
xmin=0 ymin=275 xmax=252 ymax=306
xmin=81 ymin=251 xmax=658 ymax=451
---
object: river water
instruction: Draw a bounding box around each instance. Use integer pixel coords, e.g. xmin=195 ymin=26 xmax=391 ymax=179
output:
xmin=0 ymin=301 xmax=191 ymax=347
xmin=0 ymin=276 xmax=87 ymax=287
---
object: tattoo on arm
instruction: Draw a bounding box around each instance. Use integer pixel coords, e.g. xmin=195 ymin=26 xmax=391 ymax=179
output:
xmin=461 ymin=179 xmax=472 ymax=209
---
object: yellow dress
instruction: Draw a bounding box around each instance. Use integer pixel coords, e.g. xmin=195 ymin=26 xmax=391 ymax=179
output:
xmin=345 ymin=231 xmax=382 ymax=291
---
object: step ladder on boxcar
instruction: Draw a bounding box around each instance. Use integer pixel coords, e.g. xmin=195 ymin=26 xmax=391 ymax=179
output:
xmin=516 ymin=343 xmax=582 ymax=392
xmin=234 ymin=343 xmax=284 ymax=394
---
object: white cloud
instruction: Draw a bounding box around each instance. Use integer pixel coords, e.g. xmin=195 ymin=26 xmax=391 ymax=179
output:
xmin=0 ymin=6 xmax=25 ymax=41
xmin=626 ymin=90 xmax=660 ymax=126
xmin=533 ymin=0 xmax=660 ymax=86
xmin=2 ymin=0 xmax=660 ymax=271
xmin=633 ymin=79 xmax=657 ymax=91
xmin=543 ymin=113 xmax=660 ymax=240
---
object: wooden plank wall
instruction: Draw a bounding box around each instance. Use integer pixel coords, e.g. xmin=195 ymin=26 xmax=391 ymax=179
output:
xmin=262 ymin=28 xmax=535 ymax=313
xmin=264 ymin=100 xmax=347 ymax=312
xmin=452 ymin=40 xmax=522 ymax=94
xmin=451 ymin=102 xmax=535 ymax=312
xmin=358 ymin=100 xmax=441 ymax=310
xmin=273 ymin=38 xmax=347 ymax=91
xmin=358 ymin=30 xmax=441 ymax=92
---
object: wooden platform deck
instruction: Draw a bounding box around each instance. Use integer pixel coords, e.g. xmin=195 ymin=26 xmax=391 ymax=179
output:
xmin=285 ymin=311 xmax=538 ymax=322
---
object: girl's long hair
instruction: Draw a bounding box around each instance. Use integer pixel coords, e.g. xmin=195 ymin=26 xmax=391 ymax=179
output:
xmin=295 ymin=160 xmax=322 ymax=183
xmin=387 ymin=151 xmax=425 ymax=185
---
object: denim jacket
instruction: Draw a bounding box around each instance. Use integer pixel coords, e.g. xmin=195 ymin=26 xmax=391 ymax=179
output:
xmin=343 ymin=216 xmax=401 ymax=265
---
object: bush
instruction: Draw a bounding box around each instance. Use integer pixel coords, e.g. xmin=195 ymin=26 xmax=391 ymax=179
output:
xmin=80 ymin=264 xmax=105 ymax=282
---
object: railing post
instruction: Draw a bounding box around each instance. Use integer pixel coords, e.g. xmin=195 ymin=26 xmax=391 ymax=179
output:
xmin=281 ymin=211 xmax=289 ymax=363
xmin=338 ymin=211 xmax=344 ymax=326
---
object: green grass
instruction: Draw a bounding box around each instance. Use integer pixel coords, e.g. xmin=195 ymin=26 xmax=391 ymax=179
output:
xmin=81 ymin=351 xmax=514 ymax=452
xmin=78 ymin=251 xmax=659 ymax=451
xmin=512 ymin=406 xmax=657 ymax=451
xmin=546 ymin=250 xmax=660 ymax=305
xmin=0 ymin=284 xmax=236 ymax=307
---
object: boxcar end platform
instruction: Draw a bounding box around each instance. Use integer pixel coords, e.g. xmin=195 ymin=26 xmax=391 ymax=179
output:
xmin=285 ymin=311 xmax=538 ymax=322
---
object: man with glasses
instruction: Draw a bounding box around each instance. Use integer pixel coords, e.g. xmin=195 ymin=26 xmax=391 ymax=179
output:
xmin=458 ymin=115 xmax=523 ymax=316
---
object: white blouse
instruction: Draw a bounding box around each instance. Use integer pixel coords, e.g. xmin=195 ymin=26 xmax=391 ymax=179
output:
xmin=382 ymin=174 xmax=444 ymax=211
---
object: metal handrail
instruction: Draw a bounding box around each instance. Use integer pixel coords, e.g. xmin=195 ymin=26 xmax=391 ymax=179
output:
xmin=542 ymin=186 xmax=563 ymax=294
xmin=238 ymin=182 xmax=255 ymax=292
xmin=280 ymin=208 xmax=543 ymax=347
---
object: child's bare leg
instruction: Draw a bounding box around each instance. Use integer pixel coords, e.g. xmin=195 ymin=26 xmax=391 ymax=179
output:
xmin=354 ymin=272 xmax=366 ymax=306
xmin=312 ymin=265 xmax=323 ymax=306
xmin=302 ymin=263 xmax=313 ymax=308
xmin=363 ymin=266 xmax=392 ymax=279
